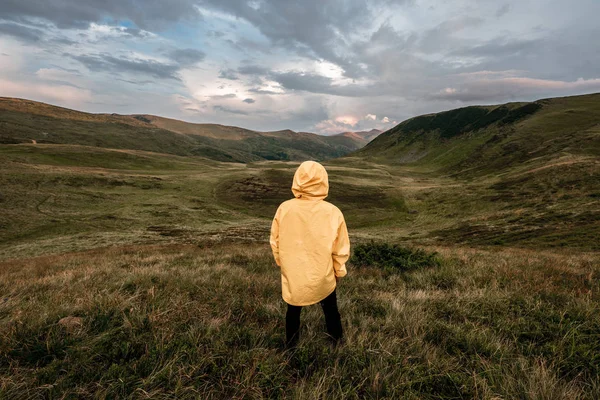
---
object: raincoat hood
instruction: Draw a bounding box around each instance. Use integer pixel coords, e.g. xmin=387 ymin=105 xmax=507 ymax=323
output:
xmin=291 ymin=161 xmax=329 ymax=201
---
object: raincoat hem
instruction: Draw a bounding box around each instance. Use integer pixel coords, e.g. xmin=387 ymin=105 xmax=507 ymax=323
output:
xmin=283 ymin=284 xmax=337 ymax=307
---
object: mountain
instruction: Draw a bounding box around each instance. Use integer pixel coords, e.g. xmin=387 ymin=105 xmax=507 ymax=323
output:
xmin=353 ymin=93 xmax=600 ymax=176
xmin=0 ymin=97 xmax=367 ymax=163
xmin=349 ymin=93 xmax=600 ymax=250
xmin=334 ymin=129 xmax=382 ymax=145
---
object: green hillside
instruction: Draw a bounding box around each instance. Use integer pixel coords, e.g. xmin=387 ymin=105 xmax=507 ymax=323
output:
xmin=0 ymin=98 xmax=366 ymax=163
xmin=345 ymin=93 xmax=600 ymax=250
xmin=355 ymin=93 xmax=600 ymax=175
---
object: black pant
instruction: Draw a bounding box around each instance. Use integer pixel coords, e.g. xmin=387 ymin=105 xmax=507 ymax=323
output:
xmin=285 ymin=289 xmax=342 ymax=347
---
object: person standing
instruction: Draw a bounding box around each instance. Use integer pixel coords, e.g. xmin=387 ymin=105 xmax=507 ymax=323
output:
xmin=269 ymin=160 xmax=350 ymax=348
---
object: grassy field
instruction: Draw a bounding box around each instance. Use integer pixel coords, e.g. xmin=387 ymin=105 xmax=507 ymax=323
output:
xmin=1 ymin=142 xmax=599 ymax=399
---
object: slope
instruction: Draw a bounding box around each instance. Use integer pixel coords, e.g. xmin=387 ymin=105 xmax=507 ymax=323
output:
xmin=348 ymin=93 xmax=600 ymax=250
xmin=0 ymin=97 xmax=367 ymax=162
xmin=335 ymin=129 xmax=382 ymax=145
xmin=354 ymin=93 xmax=600 ymax=175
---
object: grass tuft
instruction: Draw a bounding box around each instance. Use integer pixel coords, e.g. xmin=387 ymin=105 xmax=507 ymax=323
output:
xmin=351 ymin=241 xmax=441 ymax=273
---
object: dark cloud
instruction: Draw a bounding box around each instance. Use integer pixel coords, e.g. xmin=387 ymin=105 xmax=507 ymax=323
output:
xmin=218 ymin=69 xmax=239 ymax=80
xmin=496 ymin=4 xmax=511 ymax=17
xmin=268 ymin=71 xmax=384 ymax=97
xmin=271 ymin=71 xmax=333 ymax=93
xmin=0 ymin=0 xmax=202 ymax=31
xmin=248 ymin=88 xmax=283 ymax=95
xmin=167 ymin=48 xmax=206 ymax=66
xmin=285 ymin=96 xmax=330 ymax=125
xmin=226 ymin=37 xmax=273 ymax=55
xmin=453 ymin=27 xmax=600 ymax=82
xmin=0 ymin=21 xmax=44 ymax=42
xmin=72 ymin=53 xmax=181 ymax=80
xmin=238 ymin=65 xmax=270 ymax=75
xmin=199 ymin=0 xmax=410 ymax=78
xmin=417 ymin=16 xmax=484 ymax=54
xmin=213 ymin=105 xmax=249 ymax=115
xmin=48 ymin=64 xmax=82 ymax=74
xmin=242 ymin=98 xmax=255 ymax=103
xmin=210 ymin=93 xmax=237 ymax=99
xmin=116 ymin=78 xmax=155 ymax=85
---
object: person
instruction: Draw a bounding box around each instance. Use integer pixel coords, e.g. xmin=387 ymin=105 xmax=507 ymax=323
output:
xmin=269 ymin=160 xmax=350 ymax=349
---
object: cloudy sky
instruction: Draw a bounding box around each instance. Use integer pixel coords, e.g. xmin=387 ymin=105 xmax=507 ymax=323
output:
xmin=1 ymin=0 xmax=599 ymax=134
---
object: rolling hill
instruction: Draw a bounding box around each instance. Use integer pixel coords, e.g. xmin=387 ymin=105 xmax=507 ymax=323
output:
xmin=346 ymin=93 xmax=600 ymax=250
xmin=353 ymin=93 xmax=600 ymax=176
xmin=0 ymin=97 xmax=370 ymax=163
xmin=334 ymin=129 xmax=382 ymax=146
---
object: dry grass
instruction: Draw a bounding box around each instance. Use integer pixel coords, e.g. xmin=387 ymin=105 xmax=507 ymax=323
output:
xmin=1 ymin=242 xmax=598 ymax=399
xmin=1 ymin=143 xmax=599 ymax=398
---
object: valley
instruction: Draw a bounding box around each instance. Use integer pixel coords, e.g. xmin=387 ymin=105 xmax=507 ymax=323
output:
xmin=0 ymin=93 xmax=599 ymax=399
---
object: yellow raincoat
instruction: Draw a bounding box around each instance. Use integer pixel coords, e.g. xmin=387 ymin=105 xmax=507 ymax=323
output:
xmin=269 ymin=161 xmax=350 ymax=306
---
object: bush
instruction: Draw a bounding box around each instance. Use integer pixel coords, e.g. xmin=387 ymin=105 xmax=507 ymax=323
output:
xmin=350 ymin=241 xmax=441 ymax=272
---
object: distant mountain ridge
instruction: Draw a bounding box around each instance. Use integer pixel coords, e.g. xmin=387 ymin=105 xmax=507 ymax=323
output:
xmin=0 ymin=97 xmax=374 ymax=162
xmin=334 ymin=129 xmax=382 ymax=145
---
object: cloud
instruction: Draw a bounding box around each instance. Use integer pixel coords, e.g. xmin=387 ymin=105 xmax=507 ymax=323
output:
xmin=271 ymin=71 xmax=333 ymax=93
xmin=210 ymin=93 xmax=237 ymax=100
xmin=243 ymin=98 xmax=255 ymax=103
xmin=248 ymin=88 xmax=284 ymax=95
xmin=0 ymin=0 xmax=202 ymax=31
xmin=198 ymin=0 xmax=408 ymax=78
xmin=213 ymin=105 xmax=249 ymax=115
xmin=428 ymin=77 xmax=600 ymax=102
xmin=219 ymin=69 xmax=239 ymax=80
xmin=0 ymin=21 xmax=44 ymax=42
xmin=238 ymin=65 xmax=270 ymax=75
xmin=418 ymin=16 xmax=484 ymax=54
xmin=0 ymin=78 xmax=92 ymax=104
xmin=314 ymin=111 xmax=395 ymax=134
xmin=496 ymin=4 xmax=511 ymax=17
xmin=35 ymin=67 xmax=84 ymax=87
xmin=268 ymin=70 xmax=375 ymax=97
xmin=167 ymin=48 xmax=206 ymax=67
xmin=72 ymin=53 xmax=181 ymax=80
xmin=86 ymin=23 xmax=154 ymax=40
xmin=335 ymin=116 xmax=359 ymax=126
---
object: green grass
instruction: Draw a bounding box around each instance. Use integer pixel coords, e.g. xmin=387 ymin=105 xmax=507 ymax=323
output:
xmin=355 ymin=93 xmax=600 ymax=177
xmin=1 ymin=92 xmax=599 ymax=398
xmin=1 ymin=243 xmax=598 ymax=399
xmin=351 ymin=241 xmax=441 ymax=273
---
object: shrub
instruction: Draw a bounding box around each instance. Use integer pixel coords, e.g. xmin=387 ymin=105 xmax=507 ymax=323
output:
xmin=350 ymin=241 xmax=441 ymax=272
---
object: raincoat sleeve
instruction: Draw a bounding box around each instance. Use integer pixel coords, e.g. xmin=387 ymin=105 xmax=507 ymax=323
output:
xmin=332 ymin=212 xmax=350 ymax=278
xmin=269 ymin=206 xmax=281 ymax=267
